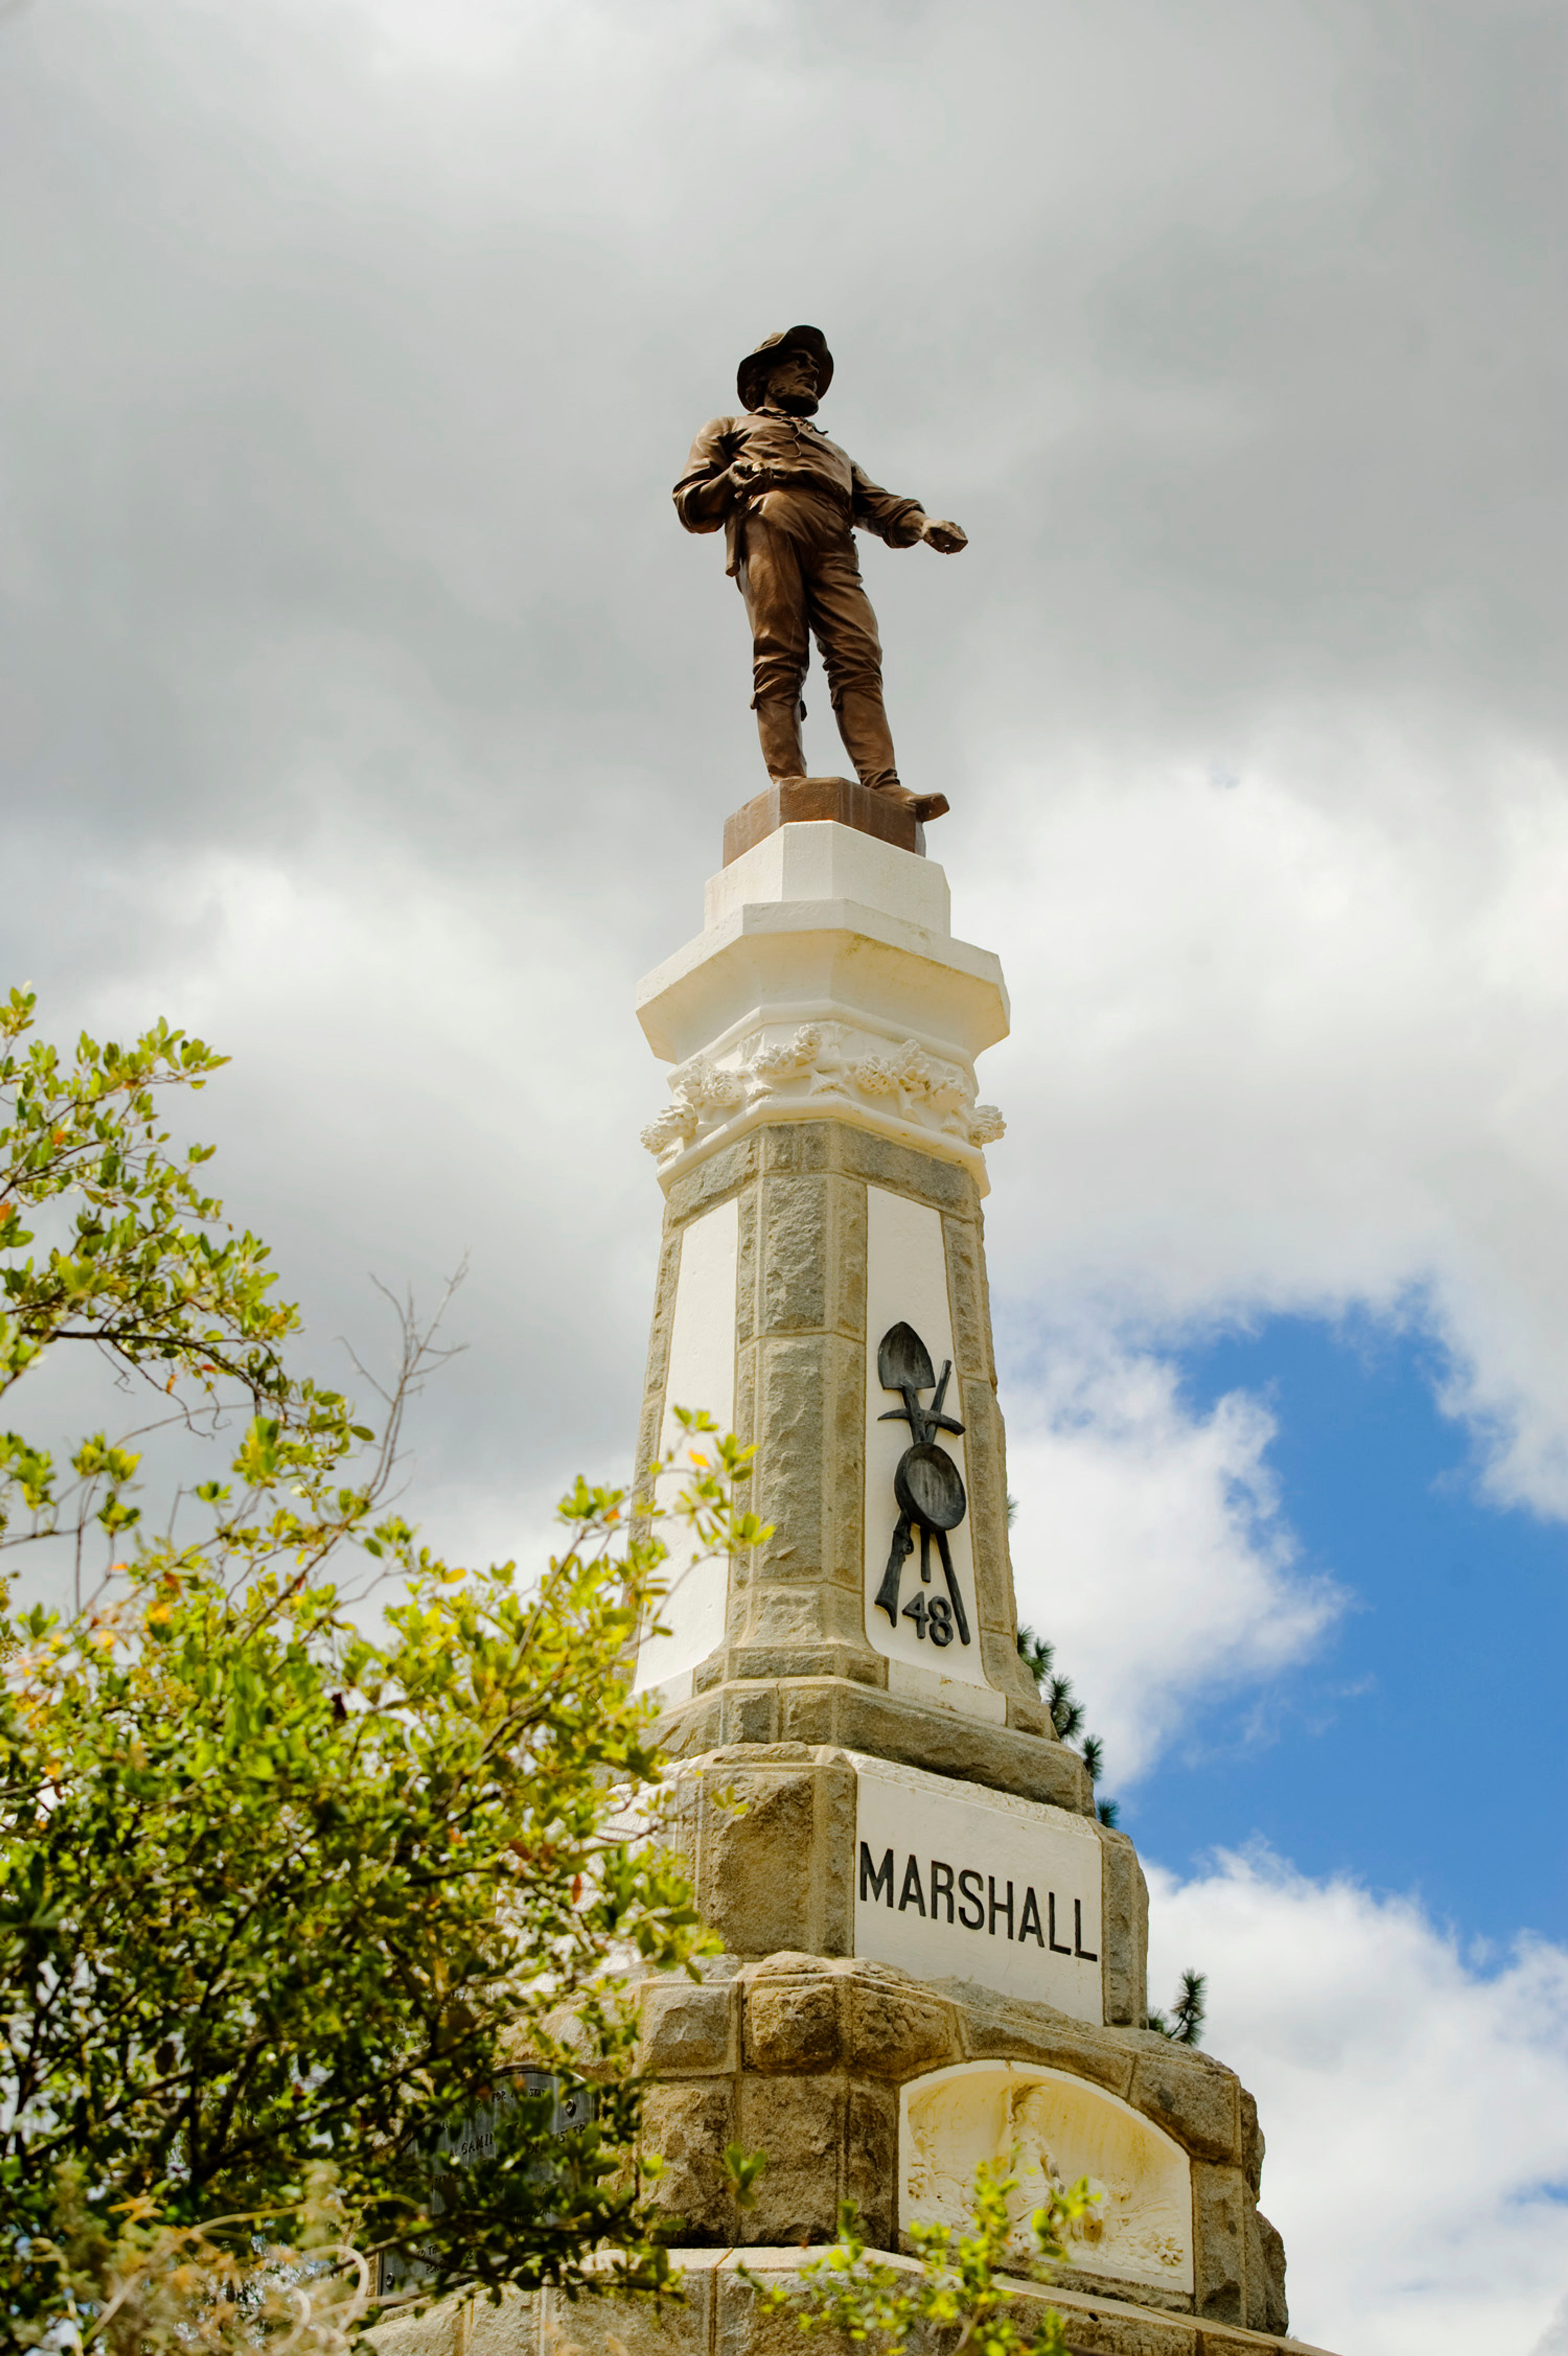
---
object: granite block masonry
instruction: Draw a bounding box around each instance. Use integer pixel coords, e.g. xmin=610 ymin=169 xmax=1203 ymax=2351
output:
xmin=617 ymin=797 xmax=1324 ymax=2351
xmin=370 ymin=792 xmax=1334 ymax=2356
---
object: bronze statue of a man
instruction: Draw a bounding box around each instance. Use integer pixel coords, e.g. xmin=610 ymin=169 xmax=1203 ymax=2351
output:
xmin=674 ymin=325 xmax=967 ymax=824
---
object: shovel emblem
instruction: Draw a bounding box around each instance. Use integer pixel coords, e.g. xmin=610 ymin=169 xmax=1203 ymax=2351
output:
xmin=873 ymin=1322 xmax=971 ymax=1648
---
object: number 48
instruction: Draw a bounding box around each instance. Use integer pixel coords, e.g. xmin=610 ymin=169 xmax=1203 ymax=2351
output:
xmin=902 ymin=1591 xmax=955 ymax=1647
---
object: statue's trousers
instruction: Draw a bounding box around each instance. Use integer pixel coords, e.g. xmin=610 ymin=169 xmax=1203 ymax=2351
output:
xmin=735 ymin=501 xmax=898 ymax=786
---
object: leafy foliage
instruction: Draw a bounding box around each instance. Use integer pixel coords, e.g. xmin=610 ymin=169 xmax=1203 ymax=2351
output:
xmin=0 ymin=991 xmax=771 ymax=2352
xmin=1014 ymin=1626 xmax=1118 ymax=1827
xmin=0 ymin=1488 xmax=711 ymax=2342
xmin=752 ymin=2159 xmax=1096 ymax=2356
xmin=1147 ymin=1969 xmax=1208 ymax=2048
xmin=0 ymin=990 xmax=361 ymax=1597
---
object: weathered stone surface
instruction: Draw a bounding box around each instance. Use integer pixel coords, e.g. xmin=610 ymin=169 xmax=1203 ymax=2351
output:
xmin=634 ymin=1229 xmax=684 ymax=1494
xmin=719 ymin=1689 xmax=777 ymax=1743
xmin=1241 ymin=2085 xmax=1265 ymax=2194
xmin=844 ymin=2079 xmax=899 ymax=2244
xmin=671 ymin=1693 xmax=724 ymax=1755
xmin=1099 ymin=1829 xmax=1150 ymax=2028
xmin=819 ymin=1748 xmax=859 ymax=1954
xmin=713 ymin=2262 xmax=828 ymax=2356
xmin=1019 ymin=2299 xmax=1196 ymax=2356
xmin=465 ymin=2291 xmax=536 ymax=2356
xmin=902 ymin=2058 xmax=1193 ymax=2308
xmin=734 ymin=1182 xmax=762 ymax=1350
xmin=744 ymin=1330 xmax=863 ymax=1601
xmin=543 ymin=2276 xmax=710 ymax=2356
xmin=745 ymin=1968 xmax=841 ymax=2072
xmin=839 ymin=1123 xmax=972 ymax=1209
xmin=832 ymin=1175 xmax=867 ymax=1339
xmin=940 ymin=1209 xmax=995 ymax=1385
xmin=368 ymin=2257 xmax=1332 ymax=2356
xmin=641 ymin=2082 xmax=735 ymax=2238
xmin=754 ymin=1334 xmax=830 ymax=1577
xmin=663 ymin=1136 xmax=759 ymax=1225
xmin=946 ymin=1978 xmax=1137 ymax=2094
xmin=752 ymin=1172 xmax=866 ymax=1341
xmin=662 ymin=1749 xmax=859 ymax=1961
xmin=841 ymin=1971 xmax=959 ymax=2078
xmin=695 ymin=1767 xmax=818 ymax=1957
xmin=738 ymin=1581 xmax=866 ymax=1650
xmin=639 ymin=1977 xmax=736 ymax=2075
xmin=1192 ymin=2161 xmax=1247 ymax=2322
xmin=760 ymin=1123 xmax=812 ymax=1176
xmin=776 ymin=1685 xmax=837 ymax=1745
xmin=1257 ymin=2209 xmax=1290 ymax=2336
xmin=655 ymin=1686 xmax=1092 ymax=1812
xmin=1005 ymin=1689 xmax=1056 ymax=1738
xmin=736 ymin=2075 xmax=845 ymax=2242
xmin=366 ymin=2308 xmax=466 ymax=2356
xmin=1245 ymin=2200 xmax=1270 ymax=2333
xmin=1128 ymin=2041 xmax=1242 ymax=2165
xmin=959 ymin=1381 xmax=1031 ymax=1698
xmin=760 ymin=1174 xmax=831 ymax=1332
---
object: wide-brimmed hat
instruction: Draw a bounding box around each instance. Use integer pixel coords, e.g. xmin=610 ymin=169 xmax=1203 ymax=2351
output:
xmin=737 ymin=325 xmax=834 ymax=412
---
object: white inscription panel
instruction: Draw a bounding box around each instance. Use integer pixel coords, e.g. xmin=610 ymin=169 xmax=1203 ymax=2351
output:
xmin=632 ymin=1198 xmax=738 ymax=1698
xmin=851 ymin=1753 xmax=1102 ymax=2024
xmin=863 ymin=1187 xmax=992 ymax=1696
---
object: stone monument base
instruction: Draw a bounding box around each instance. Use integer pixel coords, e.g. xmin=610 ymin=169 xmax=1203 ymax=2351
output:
xmin=371 ymin=2247 xmax=1336 ymax=2356
xmin=648 ymin=1684 xmax=1090 ymax=1814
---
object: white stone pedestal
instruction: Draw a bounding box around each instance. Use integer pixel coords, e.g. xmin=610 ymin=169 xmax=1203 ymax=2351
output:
xmin=628 ymin=819 xmax=1073 ymax=1802
xmin=366 ymin=804 xmax=1327 ymax=2356
xmin=610 ymin=807 xmax=1312 ymax=2344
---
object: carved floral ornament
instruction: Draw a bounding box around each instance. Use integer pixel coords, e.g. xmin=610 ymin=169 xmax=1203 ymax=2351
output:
xmin=639 ymin=1022 xmax=1005 ymax=1164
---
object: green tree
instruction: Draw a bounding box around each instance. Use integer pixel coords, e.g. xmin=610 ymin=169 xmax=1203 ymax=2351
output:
xmin=1147 ymin=1969 xmax=1208 ymax=2047
xmin=0 ymin=992 xmax=756 ymax=2352
xmin=754 ymin=2159 xmax=1096 ymax=2356
xmin=1016 ymin=1626 xmax=1206 ymax=2033
xmin=1014 ymin=1626 xmax=1117 ymax=1827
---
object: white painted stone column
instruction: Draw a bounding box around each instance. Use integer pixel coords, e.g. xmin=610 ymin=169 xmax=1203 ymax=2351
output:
xmin=608 ymin=806 xmax=1308 ymax=2349
xmin=628 ymin=816 xmax=1088 ymax=1817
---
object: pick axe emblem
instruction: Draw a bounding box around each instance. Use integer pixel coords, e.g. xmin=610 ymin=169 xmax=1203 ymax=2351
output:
xmin=873 ymin=1321 xmax=971 ymax=1648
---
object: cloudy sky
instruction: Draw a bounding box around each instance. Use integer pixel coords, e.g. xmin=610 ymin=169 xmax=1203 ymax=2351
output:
xmin=4 ymin=0 xmax=1568 ymax=2345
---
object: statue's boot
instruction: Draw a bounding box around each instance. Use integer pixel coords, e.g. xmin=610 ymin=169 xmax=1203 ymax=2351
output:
xmin=835 ymin=690 xmax=950 ymax=823
xmin=755 ymin=699 xmax=808 ymax=785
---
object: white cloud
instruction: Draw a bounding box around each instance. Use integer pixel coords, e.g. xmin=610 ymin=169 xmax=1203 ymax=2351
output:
xmin=42 ymin=830 xmax=672 ymax=1575
xmin=976 ymin=738 xmax=1568 ymax=1518
xmin=1147 ymin=1849 xmax=1568 ymax=2356
xmin=1534 ymin=2298 xmax=1568 ymax=2356
xmin=1005 ymin=1339 xmax=1339 ymax=1778
xmin=8 ymin=0 xmax=1568 ymax=1525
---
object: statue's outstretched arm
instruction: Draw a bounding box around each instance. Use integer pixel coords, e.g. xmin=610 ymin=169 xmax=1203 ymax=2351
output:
xmin=850 ymin=462 xmax=926 ymax=548
xmin=850 ymin=463 xmax=968 ymax=554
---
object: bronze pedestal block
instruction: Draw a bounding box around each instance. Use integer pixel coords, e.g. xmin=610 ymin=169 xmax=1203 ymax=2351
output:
xmin=722 ymin=776 xmax=927 ymax=865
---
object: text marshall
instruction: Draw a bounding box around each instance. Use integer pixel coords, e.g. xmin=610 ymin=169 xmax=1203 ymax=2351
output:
xmin=857 ymin=1842 xmax=1098 ymax=1960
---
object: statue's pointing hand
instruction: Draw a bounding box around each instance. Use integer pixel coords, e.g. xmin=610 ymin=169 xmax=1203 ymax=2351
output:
xmin=918 ymin=516 xmax=968 ymax=554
